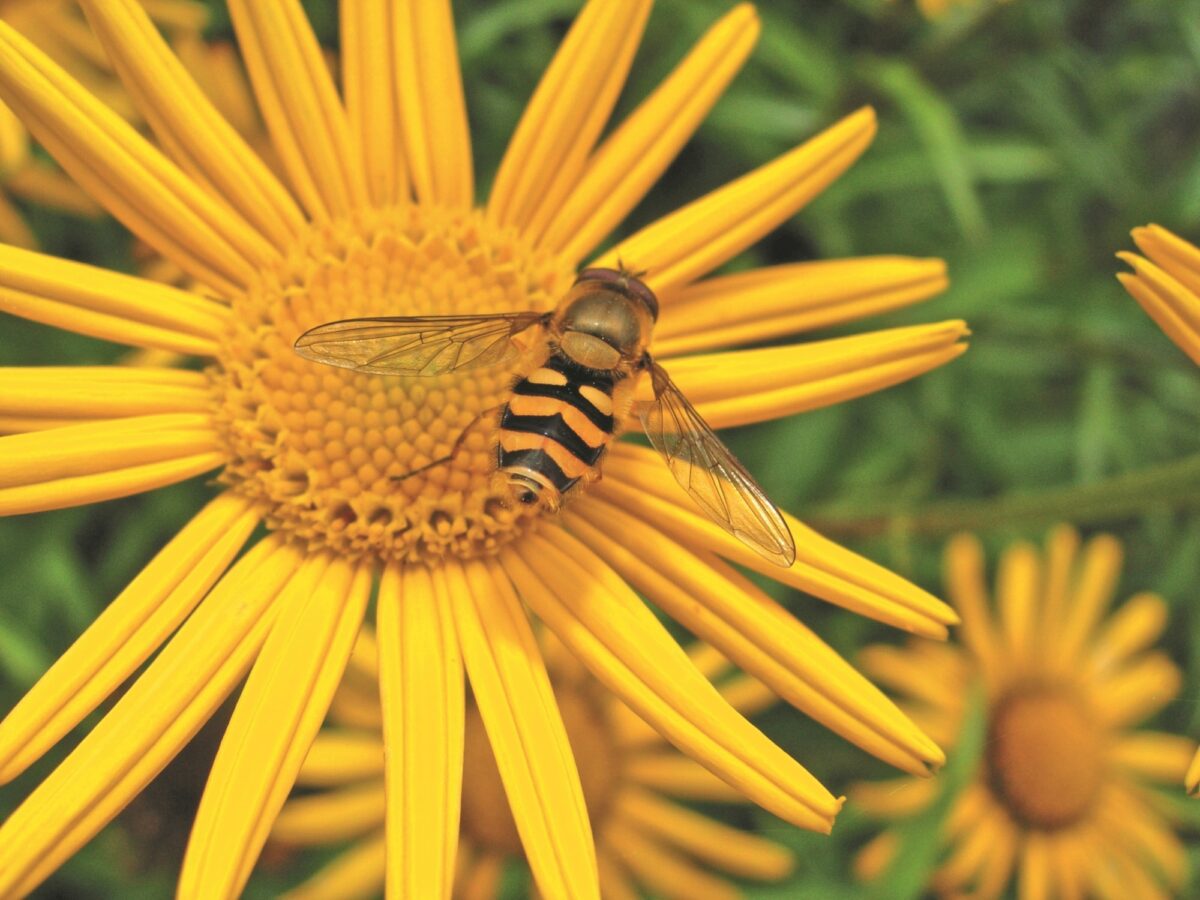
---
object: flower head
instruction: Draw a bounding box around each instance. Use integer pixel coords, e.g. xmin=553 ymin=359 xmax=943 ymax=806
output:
xmin=852 ymin=526 xmax=1191 ymax=898
xmin=0 ymin=1 xmax=966 ymax=896
xmin=273 ymin=633 xmax=795 ymax=899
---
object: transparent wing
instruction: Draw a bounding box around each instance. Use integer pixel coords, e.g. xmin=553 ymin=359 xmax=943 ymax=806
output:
xmin=293 ymin=312 xmax=549 ymax=376
xmin=636 ymin=360 xmax=796 ymax=567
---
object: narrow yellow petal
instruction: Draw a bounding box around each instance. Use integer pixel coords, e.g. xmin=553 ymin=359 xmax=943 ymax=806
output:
xmin=179 ymin=556 xmax=372 ymax=899
xmin=329 ymin=676 xmax=384 ymax=730
xmin=1187 ymin=747 xmax=1200 ymax=795
xmin=342 ymin=0 xmax=406 ymax=206
xmin=624 ymin=753 xmax=745 ymax=802
xmin=543 ymin=4 xmax=760 ymax=260
xmin=394 ymin=0 xmax=473 ymax=207
xmin=488 ymin=0 xmax=652 ymax=232
xmin=449 ymin=558 xmax=599 ymax=900
xmin=849 ymin=775 xmax=938 ymax=818
xmin=0 ymin=242 xmax=225 ymax=353
xmin=1018 ymin=832 xmax=1052 ymax=900
xmin=0 ymin=537 xmax=303 ymax=898
xmin=935 ymin=805 xmax=1017 ymax=896
xmin=1099 ymin=786 xmax=1188 ymax=888
xmin=378 ymin=563 xmax=464 ymax=900
xmin=0 ymin=183 xmax=35 ymax=248
xmin=652 ymin=321 xmax=969 ymax=430
xmin=0 ymin=450 xmax=223 ymax=516
xmin=0 ymin=492 xmax=258 ymax=782
xmin=0 ymin=21 xmax=270 ymax=294
xmin=0 ymin=413 xmax=214 ymax=489
xmin=944 ymin=532 xmax=1002 ymax=686
xmin=654 ymin=256 xmax=949 ymax=357
xmin=603 ymin=819 xmax=741 ymax=900
xmin=1036 ymin=524 xmax=1080 ymax=654
xmin=226 ymin=0 xmax=367 ymax=220
xmin=616 ymin=787 xmax=794 ymax=880
xmin=0 ymin=366 xmax=211 ymax=422
xmin=281 ymin=831 xmax=388 ymax=900
xmin=600 ymin=445 xmax=957 ymax=635
xmin=594 ymin=108 xmax=877 ymax=296
xmin=1095 ymin=652 xmax=1182 ymax=728
xmin=272 ymin=782 xmax=386 ymax=845
xmin=996 ymin=540 xmax=1039 ymax=665
xmin=6 ymin=160 xmax=103 ymax=216
xmin=79 ymin=0 xmax=305 ymax=250
xmin=1117 ymin=265 xmax=1200 ymax=366
xmin=1086 ymin=592 xmax=1168 ymax=677
xmin=565 ymin=503 xmax=944 ymax=775
xmin=501 ymin=540 xmax=841 ymax=832
xmin=1133 ymin=224 xmax=1200 ymax=288
xmin=1054 ymin=533 xmax=1123 ymax=668
xmin=856 ymin=643 xmax=964 ymax=715
xmin=854 ymin=830 xmax=898 ymax=882
xmin=1110 ymin=731 xmax=1193 ymax=784
xmin=296 ymin=730 xmax=385 ymax=787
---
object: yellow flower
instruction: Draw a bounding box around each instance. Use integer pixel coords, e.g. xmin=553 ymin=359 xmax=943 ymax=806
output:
xmin=852 ymin=526 xmax=1191 ymax=899
xmin=1119 ymin=225 xmax=1200 ymax=368
xmin=0 ymin=1 xmax=967 ymax=896
xmin=0 ymin=0 xmax=208 ymax=248
xmin=271 ymin=633 xmax=795 ymax=900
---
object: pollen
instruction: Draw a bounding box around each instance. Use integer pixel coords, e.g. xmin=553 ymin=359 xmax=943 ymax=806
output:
xmin=209 ymin=205 xmax=572 ymax=562
xmin=985 ymin=683 xmax=1106 ymax=830
xmin=460 ymin=683 xmax=622 ymax=855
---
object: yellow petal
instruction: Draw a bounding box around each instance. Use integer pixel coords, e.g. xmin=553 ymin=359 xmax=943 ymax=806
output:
xmin=943 ymin=532 xmax=1002 ymax=686
xmin=394 ymin=0 xmax=472 ymax=207
xmin=0 ymin=449 xmax=223 ymax=516
xmin=1036 ymin=525 xmax=1080 ymax=653
xmin=457 ymin=849 xmax=505 ymax=900
xmin=1110 ymin=731 xmax=1193 ymax=784
xmin=0 ymin=183 xmax=35 ymax=248
xmin=603 ymin=819 xmax=741 ymax=900
xmin=654 ymin=256 xmax=949 ymax=357
xmin=0 ymin=21 xmax=271 ymax=294
xmin=378 ymin=563 xmax=464 ymax=900
xmin=996 ymin=540 xmax=1039 ymax=665
xmin=853 ymin=830 xmax=898 ymax=882
xmin=1018 ymin=832 xmax=1052 ymax=900
xmin=600 ymin=445 xmax=956 ymax=636
xmin=1187 ymin=747 xmax=1200 ymax=796
xmin=272 ymin=782 xmax=386 ymax=845
xmin=594 ymin=107 xmax=877 ymax=296
xmin=1117 ymin=254 xmax=1200 ymax=366
xmin=296 ymin=729 xmax=385 ymax=787
xmin=616 ymin=787 xmax=794 ymax=880
xmin=1053 ymin=533 xmax=1123 ymax=668
xmin=0 ymin=492 xmax=258 ymax=782
xmin=596 ymin=851 xmax=639 ymax=900
xmin=651 ymin=320 xmax=969 ymax=430
xmin=179 ymin=556 xmax=372 ymax=899
xmin=488 ymin=0 xmax=652 ymax=232
xmin=79 ymin=0 xmax=305 ymax=250
xmin=226 ymin=0 xmax=367 ymax=220
xmin=1099 ymin=786 xmax=1188 ymax=889
xmin=1094 ymin=652 xmax=1182 ymax=728
xmin=1086 ymin=592 xmax=1168 ymax=677
xmin=281 ymin=831 xmax=388 ymax=900
xmin=0 ymin=242 xmax=225 ymax=353
xmin=1132 ymin=224 xmax=1200 ymax=290
xmin=624 ymin=753 xmax=745 ymax=802
xmin=501 ymin=539 xmax=841 ymax=832
xmin=6 ymin=160 xmax=103 ymax=216
xmin=848 ymin=775 xmax=938 ymax=818
xmin=564 ymin=503 xmax=944 ymax=775
xmin=450 ymin=558 xmax=599 ymax=900
xmin=542 ymin=4 xmax=760 ymax=260
xmin=0 ymin=537 xmax=303 ymax=898
xmin=0 ymin=366 xmax=211 ymax=423
xmin=342 ymin=0 xmax=406 ymax=206
xmin=856 ymin=643 xmax=964 ymax=715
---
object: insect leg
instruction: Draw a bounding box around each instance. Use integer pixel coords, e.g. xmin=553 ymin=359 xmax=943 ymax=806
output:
xmin=390 ymin=406 xmax=502 ymax=481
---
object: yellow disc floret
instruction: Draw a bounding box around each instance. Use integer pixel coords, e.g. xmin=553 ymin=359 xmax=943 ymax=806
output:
xmin=210 ymin=205 xmax=572 ymax=562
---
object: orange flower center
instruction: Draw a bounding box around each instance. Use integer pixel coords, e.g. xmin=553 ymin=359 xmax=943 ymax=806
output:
xmin=460 ymin=685 xmax=621 ymax=855
xmin=209 ymin=206 xmax=572 ymax=563
xmin=985 ymin=684 xmax=1106 ymax=830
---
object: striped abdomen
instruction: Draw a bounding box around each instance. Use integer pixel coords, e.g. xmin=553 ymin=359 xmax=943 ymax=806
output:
xmin=497 ymin=352 xmax=616 ymax=504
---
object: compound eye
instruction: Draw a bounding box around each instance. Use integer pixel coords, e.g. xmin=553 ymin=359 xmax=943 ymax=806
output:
xmin=518 ymin=490 xmax=538 ymax=505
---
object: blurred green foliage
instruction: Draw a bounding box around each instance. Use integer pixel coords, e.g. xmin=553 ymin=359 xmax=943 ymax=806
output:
xmin=2 ymin=0 xmax=1200 ymax=896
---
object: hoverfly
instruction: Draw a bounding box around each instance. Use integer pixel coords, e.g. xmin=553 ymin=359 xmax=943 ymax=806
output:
xmin=294 ymin=267 xmax=796 ymax=567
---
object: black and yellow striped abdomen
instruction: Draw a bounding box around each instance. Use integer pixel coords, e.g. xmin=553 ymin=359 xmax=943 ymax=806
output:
xmin=497 ymin=352 xmax=617 ymax=499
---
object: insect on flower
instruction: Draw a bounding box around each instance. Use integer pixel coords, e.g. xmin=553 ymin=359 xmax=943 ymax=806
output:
xmin=295 ymin=266 xmax=797 ymax=567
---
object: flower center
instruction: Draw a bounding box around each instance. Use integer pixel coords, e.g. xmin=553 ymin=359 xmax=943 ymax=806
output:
xmin=985 ymin=684 xmax=1106 ymax=830
xmin=209 ymin=206 xmax=572 ymax=562
xmin=459 ymin=685 xmax=622 ymax=855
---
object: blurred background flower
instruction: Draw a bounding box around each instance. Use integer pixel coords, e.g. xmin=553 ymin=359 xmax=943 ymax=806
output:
xmin=851 ymin=526 xmax=1192 ymax=899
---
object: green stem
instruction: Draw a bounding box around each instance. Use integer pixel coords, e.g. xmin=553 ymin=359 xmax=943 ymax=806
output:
xmin=809 ymin=453 xmax=1200 ymax=538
